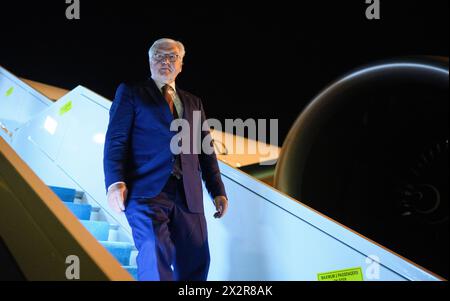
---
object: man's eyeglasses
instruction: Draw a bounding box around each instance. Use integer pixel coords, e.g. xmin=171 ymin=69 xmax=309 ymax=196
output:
xmin=152 ymin=53 xmax=180 ymax=63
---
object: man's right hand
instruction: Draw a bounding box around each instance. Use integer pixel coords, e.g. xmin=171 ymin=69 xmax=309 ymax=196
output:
xmin=107 ymin=182 xmax=128 ymax=213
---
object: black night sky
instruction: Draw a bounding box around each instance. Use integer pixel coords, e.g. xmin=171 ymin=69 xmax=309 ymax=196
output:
xmin=0 ymin=0 xmax=448 ymax=146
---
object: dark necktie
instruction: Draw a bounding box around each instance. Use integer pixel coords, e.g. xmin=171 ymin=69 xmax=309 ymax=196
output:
xmin=162 ymin=84 xmax=182 ymax=179
xmin=162 ymin=84 xmax=179 ymax=118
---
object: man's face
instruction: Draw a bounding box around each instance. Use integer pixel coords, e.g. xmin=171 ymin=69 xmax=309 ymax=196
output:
xmin=150 ymin=42 xmax=183 ymax=84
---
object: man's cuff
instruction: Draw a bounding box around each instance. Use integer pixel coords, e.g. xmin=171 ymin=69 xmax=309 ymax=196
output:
xmin=108 ymin=181 xmax=126 ymax=192
xmin=213 ymin=194 xmax=228 ymax=202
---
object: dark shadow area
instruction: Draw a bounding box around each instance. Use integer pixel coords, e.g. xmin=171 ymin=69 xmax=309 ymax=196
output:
xmin=0 ymin=236 xmax=26 ymax=281
xmin=0 ymin=1 xmax=448 ymax=146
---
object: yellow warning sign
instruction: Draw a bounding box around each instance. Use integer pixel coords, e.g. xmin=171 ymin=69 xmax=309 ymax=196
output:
xmin=317 ymin=267 xmax=363 ymax=281
xmin=59 ymin=101 xmax=73 ymax=116
xmin=5 ymin=87 xmax=14 ymax=96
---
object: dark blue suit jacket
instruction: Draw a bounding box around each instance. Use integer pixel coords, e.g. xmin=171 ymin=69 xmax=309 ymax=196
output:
xmin=103 ymin=79 xmax=227 ymax=213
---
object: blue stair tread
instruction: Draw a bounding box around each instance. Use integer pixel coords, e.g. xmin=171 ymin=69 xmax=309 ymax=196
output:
xmin=50 ymin=185 xmax=136 ymax=280
xmin=49 ymin=186 xmax=77 ymax=202
xmin=122 ymin=265 xmax=138 ymax=280
xmin=63 ymin=202 xmax=92 ymax=220
xmin=100 ymin=241 xmax=133 ymax=266
xmin=80 ymin=220 xmax=110 ymax=241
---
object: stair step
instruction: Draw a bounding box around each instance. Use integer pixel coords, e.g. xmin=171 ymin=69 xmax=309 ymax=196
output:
xmin=80 ymin=220 xmax=110 ymax=241
xmin=75 ymin=190 xmax=85 ymax=200
xmin=122 ymin=265 xmax=138 ymax=280
xmin=100 ymin=241 xmax=134 ymax=266
xmin=63 ymin=202 xmax=92 ymax=220
xmin=89 ymin=206 xmax=101 ymax=221
xmin=49 ymin=186 xmax=77 ymax=202
xmin=49 ymin=185 xmax=137 ymax=280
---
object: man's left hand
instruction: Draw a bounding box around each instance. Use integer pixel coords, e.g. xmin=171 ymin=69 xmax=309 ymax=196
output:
xmin=213 ymin=196 xmax=228 ymax=219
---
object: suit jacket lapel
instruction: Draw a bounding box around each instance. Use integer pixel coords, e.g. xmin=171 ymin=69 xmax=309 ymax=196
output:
xmin=178 ymin=88 xmax=202 ymax=155
xmin=144 ymin=79 xmax=173 ymax=125
xmin=176 ymin=88 xmax=191 ymax=124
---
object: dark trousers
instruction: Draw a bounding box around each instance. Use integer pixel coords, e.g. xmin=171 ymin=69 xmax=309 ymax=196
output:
xmin=125 ymin=175 xmax=210 ymax=281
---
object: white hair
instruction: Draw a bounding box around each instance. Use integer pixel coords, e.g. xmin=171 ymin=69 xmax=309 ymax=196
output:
xmin=148 ymin=38 xmax=185 ymax=61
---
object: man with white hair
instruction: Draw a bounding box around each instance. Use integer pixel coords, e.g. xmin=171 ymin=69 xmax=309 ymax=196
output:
xmin=103 ymin=38 xmax=228 ymax=281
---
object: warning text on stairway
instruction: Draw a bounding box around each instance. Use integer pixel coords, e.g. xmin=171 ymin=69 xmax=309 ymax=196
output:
xmin=317 ymin=267 xmax=363 ymax=281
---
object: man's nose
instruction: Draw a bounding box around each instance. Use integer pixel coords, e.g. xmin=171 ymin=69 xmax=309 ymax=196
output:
xmin=161 ymin=57 xmax=171 ymax=64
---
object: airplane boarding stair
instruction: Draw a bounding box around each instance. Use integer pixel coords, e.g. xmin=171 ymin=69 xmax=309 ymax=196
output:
xmin=0 ymin=65 xmax=444 ymax=281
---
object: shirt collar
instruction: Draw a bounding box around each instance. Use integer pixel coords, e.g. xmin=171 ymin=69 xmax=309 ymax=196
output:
xmin=151 ymin=77 xmax=176 ymax=93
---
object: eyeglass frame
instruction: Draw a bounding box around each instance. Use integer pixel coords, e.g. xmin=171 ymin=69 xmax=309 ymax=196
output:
xmin=151 ymin=52 xmax=181 ymax=63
